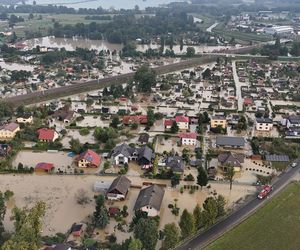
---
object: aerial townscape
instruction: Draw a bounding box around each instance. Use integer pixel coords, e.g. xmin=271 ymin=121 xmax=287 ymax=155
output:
xmin=1 ymin=0 xmax=300 ymax=249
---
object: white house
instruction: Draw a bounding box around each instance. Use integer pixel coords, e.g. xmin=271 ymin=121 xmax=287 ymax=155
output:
xmin=16 ymin=114 xmax=33 ymax=124
xmin=106 ymin=176 xmax=131 ymax=201
xmin=134 ymin=185 xmax=165 ymax=217
xmin=256 ymin=118 xmax=273 ymax=131
xmin=178 ymin=132 xmax=197 ymax=146
xmin=175 ymin=116 xmax=189 ymax=130
xmin=111 ymin=143 xmax=137 ymax=165
xmin=0 ymin=123 xmax=20 ymax=140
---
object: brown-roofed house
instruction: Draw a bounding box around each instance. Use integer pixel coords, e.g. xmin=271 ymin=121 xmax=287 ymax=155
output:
xmin=0 ymin=122 xmax=20 ymax=140
xmin=106 ymin=175 xmax=131 ymax=201
xmin=134 ymin=184 xmax=165 ymax=217
xmin=218 ymin=152 xmax=244 ymax=172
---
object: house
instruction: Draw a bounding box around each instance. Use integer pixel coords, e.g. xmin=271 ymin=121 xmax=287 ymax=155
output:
xmin=53 ymin=244 xmax=72 ymax=250
xmin=137 ymin=145 xmax=154 ymax=166
xmin=0 ymin=123 xmax=20 ymax=140
xmin=134 ymin=185 xmax=165 ymax=217
xmin=16 ymin=114 xmax=33 ymax=124
xmin=178 ymin=132 xmax=197 ymax=146
xmin=210 ymin=115 xmax=227 ymax=129
xmin=166 ymin=156 xmax=184 ymax=174
xmin=216 ymin=136 xmax=245 ymax=149
xmin=285 ymin=115 xmax=300 ymax=129
xmin=164 ymin=119 xmax=175 ymax=130
xmin=175 ymin=116 xmax=189 ymax=130
xmin=53 ymin=107 xmax=74 ymax=124
xmin=111 ymin=143 xmax=137 ymax=165
xmin=218 ymin=152 xmax=244 ymax=172
xmin=138 ymin=133 xmax=149 ymax=145
xmin=0 ymin=144 xmax=12 ymax=157
xmin=77 ymin=149 xmax=101 ymax=168
xmin=35 ymin=162 xmax=54 ymax=173
xmin=71 ymin=224 xmax=84 ymax=237
xmin=93 ymin=181 xmax=111 ymax=192
xmin=122 ymin=115 xmax=148 ymax=125
xmin=109 ymin=207 xmax=120 ymax=217
xmin=265 ymin=154 xmax=290 ymax=162
xmin=37 ymin=128 xmax=59 ymax=142
xmin=256 ymin=118 xmax=273 ymax=131
xmin=106 ymin=175 xmax=131 ymax=200
xmin=244 ymin=98 xmax=253 ymax=106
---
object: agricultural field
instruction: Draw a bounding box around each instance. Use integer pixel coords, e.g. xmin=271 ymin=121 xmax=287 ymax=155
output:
xmin=206 ymin=182 xmax=300 ymax=250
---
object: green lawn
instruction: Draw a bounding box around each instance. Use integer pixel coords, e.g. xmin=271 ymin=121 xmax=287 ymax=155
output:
xmin=206 ymin=182 xmax=300 ymax=250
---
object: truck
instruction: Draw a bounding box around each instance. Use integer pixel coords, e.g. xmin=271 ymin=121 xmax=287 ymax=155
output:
xmin=257 ymin=185 xmax=273 ymax=200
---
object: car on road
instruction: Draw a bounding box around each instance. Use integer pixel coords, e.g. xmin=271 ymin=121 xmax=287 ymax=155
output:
xmin=291 ymin=162 xmax=297 ymax=168
xmin=257 ymin=185 xmax=273 ymax=200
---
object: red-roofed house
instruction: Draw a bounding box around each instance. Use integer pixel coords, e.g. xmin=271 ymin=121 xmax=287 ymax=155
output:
xmin=175 ymin=116 xmax=189 ymax=130
xmin=178 ymin=132 xmax=197 ymax=146
xmin=122 ymin=116 xmax=148 ymax=125
xmin=244 ymin=98 xmax=253 ymax=106
xmin=37 ymin=128 xmax=59 ymax=142
xmin=35 ymin=162 xmax=54 ymax=173
xmin=77 ymin=149 xmax=101 ymax=168
xmin=0 ymin=122 xmax=20 ymax=140
xmin=164 ymin=119 xmax=175 ymax=130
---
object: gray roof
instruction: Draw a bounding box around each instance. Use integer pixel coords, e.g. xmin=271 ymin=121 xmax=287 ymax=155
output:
xmin=138 ymin=133 xmax=150 ymax=143
xmin=106 ymin=175 xmax=131 ymax=196
xmin=166 ymin=156 xmax=184 ymax=173
xmin=265 ymin=154 xmax=290 ymax=162
xmin=134 ymin=185 xmax=165 ymax=211
xmin=289 ymin=116 xmax=300 ymax=124
xmin=216 ymin=136 xmax=245 ymax=147
xmin=256 ymin=117 xmax=273 ymax=124
xmin=211 ymin=115 xmax=226 ymax=120
xmin=53 ymin=244 xmax=71 ymax=250
xmin=218 ymin=152 xmax=244 ymax=167
xmin=111 ymin=143 xmax=136 ymax=158
xmin=138 ymin=146 xmax=154 ymax=162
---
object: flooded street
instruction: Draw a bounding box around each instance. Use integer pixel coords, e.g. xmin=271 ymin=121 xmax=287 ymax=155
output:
xmin=0 ymin=61 xmax=35 ymax=71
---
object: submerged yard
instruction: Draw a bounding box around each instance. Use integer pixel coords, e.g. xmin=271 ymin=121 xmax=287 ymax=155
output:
xmin=206 ymin=182 xmax=300 ymax=250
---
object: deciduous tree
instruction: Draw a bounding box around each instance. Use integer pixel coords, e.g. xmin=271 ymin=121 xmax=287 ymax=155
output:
xmin=179 ymin=209 xmax=195 ymax=239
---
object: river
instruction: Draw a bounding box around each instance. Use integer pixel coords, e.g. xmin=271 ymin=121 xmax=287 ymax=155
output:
xmin=23 ymin=0 xmax=184 ymax=9
xmin=25 ymin=36 xmax=237 ymax=53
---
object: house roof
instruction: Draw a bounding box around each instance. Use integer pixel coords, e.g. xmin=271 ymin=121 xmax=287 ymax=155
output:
xmin=218 ymin=152 xmax=244 ymax=167
xmin=78 ymin=149 xmax=101 ymax=166
xmin=37 ymin=128 xmax=56 ymax=141
xmin=164 ymin=119 xmax=175 ymax=126
xmin=265 ymin=154 xmax=290 ymax=162
xmin=71 ymin=224 xmax=83 ymax=233
xmin=216 ymin=136 xmax=245 ymax=147
xmin=166 ymin=156 xmax=184 ymax=173
xmin=53 ymin=244 xmax=71 ymax=250
xmin=175 ymin=116 xmax=189 ymax=123
xmin=53 ymin=107 xmax=74 ymax=121
xmin=256 ymin=117 xmax=273 ymax=124
xmin=111 ymin=143 xmax=136 ymax=158
xmin=178 ymin=132 xmax=197 ymax=139
xmin=35 ymin=162 xmax=54 ymax=171
xmin=244 ymin=98 xmax=253 ymax=105
xmin=0 ymin=122 xmax=19 ymax=132
xmin=107 ymin=175 xmax=131 ymax=196
xmin=123 ymin=115 xmax=148 ymax=125
xmin=134 ymin=185 xmax=165 ymax=211
xmin=288 ymin=115 xmax=300 ymax=124
xmin=211 ymin=115 xmax=226 ymax=120
xmin=138 ymin=133 xmax=149 ymax=143
xmin=138 ymin=146 xmax=154 ymax=162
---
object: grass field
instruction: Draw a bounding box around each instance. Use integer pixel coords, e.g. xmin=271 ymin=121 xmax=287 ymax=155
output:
xmin=206 ymin=182 xmax=300 ymax=250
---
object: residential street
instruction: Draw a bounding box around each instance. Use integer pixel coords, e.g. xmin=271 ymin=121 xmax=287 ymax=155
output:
xmin=232 ymin=60 xmax=247 ymax=112
xmin=176 ymin=162 xmax=300 ymax=250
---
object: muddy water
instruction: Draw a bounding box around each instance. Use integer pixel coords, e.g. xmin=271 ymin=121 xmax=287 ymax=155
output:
xmin=0 ymin=61 xmax=35 ymax=71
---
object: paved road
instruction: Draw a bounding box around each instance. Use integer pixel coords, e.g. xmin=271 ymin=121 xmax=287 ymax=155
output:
xmin=176 ymin=162 xmax=300 ymax=250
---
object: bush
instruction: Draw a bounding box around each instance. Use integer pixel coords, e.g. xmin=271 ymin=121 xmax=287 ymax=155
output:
xmin=184 ymin=174 xmax=195 ymax=181
xmin=79 ymin=128 xmax=90 ymax=136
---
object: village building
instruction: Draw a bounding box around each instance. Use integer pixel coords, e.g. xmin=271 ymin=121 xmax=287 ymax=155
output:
xmin=35 ymin=162 xmax=54 ymax=173
xmin=210 ymin=115 xmax=227 ymax=129
xmin=77 ymin=149 xmax=101 ymax=168
xmin=178 ymin=132 xmax=197 ymax=146
xmin=216 ymin=136 xmax=245 ymax=149
xmin=138 ymin=133 xmax=150 ymax=145
xmin=175 ymin=116 xmax=189 ymax=130
xmin=111 ymin=143 xmax=137 ymax=165
xmin=16 ymin=114 xmax=33 ymax=124
xmin=165 ymin=155 xmax=185 ymax=174
xmin=218 ymin=152 xmax=245 ymax=172
xmin=256 ymin=117 xmax=273 ymax=131
xmin=37 ymin=128 xmax=59 ymax=142
xmin=106 ymin=175 xmax=131 ymax=200
xmin=137 ymin=145 xmax=155 ymax=167
xmin=164 ymin=119 xmax=175 ymax=130
xmin=134 ymin=185 xmax=165 ymax=217
xmin=0 ymin=123 xmax=20 ymax=140
xmin=122 ymin=115 xmax=148 ymax=125
xmin=53 ymin=106 xmax=74 ymax=124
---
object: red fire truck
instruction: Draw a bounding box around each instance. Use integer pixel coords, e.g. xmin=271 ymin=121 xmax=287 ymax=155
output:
xmin=257 ymin=185 xmax=273 ymax=200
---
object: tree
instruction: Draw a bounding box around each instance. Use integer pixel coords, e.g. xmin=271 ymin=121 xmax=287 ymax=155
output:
xmin=147 ymin=108 xmax=155 ymax=127
xmin=186 ymin=47 xmax=195 ymax=57
xmin=223 ymin=165 xmax=235 ymax=190
xmin=0 ymin=192 xmax=6 ymax=242
xmin=237 ymin=115 xmax=247 ymax=131
xmin=170 ymin=122 xmax=179 ymax=134
xmin=202 ymin=197 xmax=218 ymax=227
xmin=2 ymin=202 xmax=46 ymax=249
xmin=171 ymin=174 xmax=180 ymax=187
xmin=69 ymin=138 xmax=83 ymax=154
xmin=179 ymin=209 xmax=195 ymax=239
xmin=75 ymin=189 xmax=90 ymax=205
xmin=134 ymin=65 xmax=157 ymax=93
xmin=134 ymin=218 xmax=158 ymax=250
xmin=193 ymin=204 xmax=203 ymax=229
xmin=162 ymin=223 xmax=180 ymax=250
xmin=110 ymin=116 xmax=120 ymax=129
xmin=202 ymin=68 xmax=211 ymax=79
xmin=197 ymin=167 xmax=208 ymax=189
xmin=128 ymin=238 xmax=143 ymax=250
xmin=216 ymin=195 xmax=226 ymax=217
xmin=93 ymin=194 xmax=109 ymax=229
xmin=180 ymin=37 xmax=184 ymax=51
